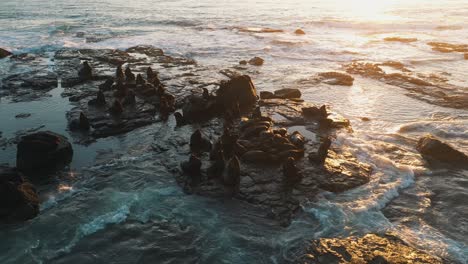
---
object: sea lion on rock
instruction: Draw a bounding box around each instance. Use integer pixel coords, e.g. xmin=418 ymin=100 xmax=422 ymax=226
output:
xmin=223 ymin=155 xmax=240 ymax=195
xmin=207 ymin=149 xmax=225 ymax=180
xmin=309 ymin=137 xmax=332 ymax=164
xmin=125 ymin=66 xmax=135 ymax=83
xmin=116 ymin=65 xmax=125 ymax=80
xmin=78 ymin=61 xmax=93 ymax=81
xmin=123 ymin=90 xmax=136 ymax=106
xmin=147 ymin=66 xmax=156 ymax=80
xmin=282 ymin=157 xmax=302 ymax=192
xmin=181 ymin=154 xmax=202 ymax=186
xmin=290 ymin=131 xmax=305 ymax=147
xmin=190 ymin=130 xmax=212 ymax=153
xmin=174 ymin=112 xmax=187 ymax=126
xmin=110 ymin=100 xmax=124 ymax=115
xmin=79 ymin=112 xmax=90 ymax=130
xmin=99 ymin=79 xmax=114 ymax=91
xmin=252 ymin=106 xmax=262 ymax=119
xmin=88 ymin=90 xmax=106 ymax=106
xmin=202 ymin=88 xmax=210 ymax=100
xmin=136 ymin=74 xmax=145 ymax=85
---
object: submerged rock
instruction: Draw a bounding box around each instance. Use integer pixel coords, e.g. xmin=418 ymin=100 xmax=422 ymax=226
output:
xmin=16 ymin=131 xmax=73 ymax=176
xmin=0 ymin=166 xmax=39 ymax=222
xmin=0 ymin=48 xmax=12 ymax=59
xmin=299 ymin=233 xmax=444 ymax=264
xmin=416 ymin=135 xmax=468 ymax=166
xmin=248 ymin=56 xmax=264 ymax=66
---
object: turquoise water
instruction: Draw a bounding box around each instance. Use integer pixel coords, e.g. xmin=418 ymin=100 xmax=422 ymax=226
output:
xmin=0 ymin=0 xmax=467 ymax=263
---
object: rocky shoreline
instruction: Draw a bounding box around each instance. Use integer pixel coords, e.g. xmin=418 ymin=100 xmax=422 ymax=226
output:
xmin=1 ymin=45 xmax=464 ymax=263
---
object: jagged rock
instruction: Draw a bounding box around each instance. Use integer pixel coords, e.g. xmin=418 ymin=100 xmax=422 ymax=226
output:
xmin=274 ymin=88 xmax=301 ymax=99
xmin=416 ymin=135 xmax=468 ymax=166
xmin=16 ymin=131 xmax=73 ymax=176
xmin=294 ymin=29 xmax=306 ymax=35
xmin=248 ymin=56 xmax=264 ymax=66
xmin=190 ymin=130 xmax=212 ymax=153
xmin=78 ymin=61 xmax=93 ymax=81
xmin=0 ymin=166 xmax=39 ymax=222
xmin=318 ymin=72 xmax=354 ymax=86
xmin=217 ymin=75 xmax=258 ymax=110
xmin=299 ymin=233 xmax=444 ymax=264
xmin=0 ymin=48 xmax=12 ymax=59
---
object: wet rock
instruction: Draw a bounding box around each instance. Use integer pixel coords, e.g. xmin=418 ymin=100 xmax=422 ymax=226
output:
xmin=294 ymin=29 xmax=306 ymax=35
xmin=0 ymin=166 xmax=39 ymax=222
xmin=242 ymin=150 xmax=270 ymax=163
xmin=78 ymin=61 xmax=93 ymax=81
xmin=248 ymin=56 xmax=264 ymax=66
xmin=260 ymin=91 xmax=275 ymax=99
xmin=15 ymin=113 xmax=31 ymax=119
xmin=239 ymin=60 xmax=248 ymax=65
xmin=416 ymin=135 xmax=468 ymax=166
xmin=190 ymin=130 xmax=212 ymax=153
xmin=274 ymin=88 xmax=301 ymax=99
xmin=299 ymin=233 xmax=444 ymax=264
xmin=427 ymin=42 xmax=468 ymax=53
xmin=384 ymin=37 xmax=418 ymax=43
xmin=361 ymin=117 xmax=371 ymax=122
xmin=317 ymin=72 xmax=354 ymax=86
xmin=0 ymin=48 xmax=12 ymax=59
xmin=126 ymin=45 xmax=164 ymax=57
xmin=217 ymin=75 xmax=258 ymax=110
xmin=16 ymin=131 xmax=73 ymax=176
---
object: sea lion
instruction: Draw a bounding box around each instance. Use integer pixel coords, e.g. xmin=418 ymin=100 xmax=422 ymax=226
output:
xmin=116 ymin=65 xmax=125 ymax=80
xmin=181 ymin=154 xmax=202 ymax=186
xmin=202 ymin=88 xmax=210 ymax=100
xmin=174 ymin=112 xmax=187 ymax=127
xmin=147 ymin=66 xmax=155 ymax=80
xmin=136 ymin=74 xmax=145 ymax=85
xmin=190 ymin=129 xmax=212 ymax=153
xmin=88 ymin=90 xmax=106 ymax=106
xmin=252 ymin=106 xmax=262 ymax=119
xmin=290 ymin=131 xmax=305 ymax=147
xmin=223 ymin=155 xmax=240 ymax=195
xmin=282 ymin=157 xmax=302 ymax=191
xmin=110 ymin=100 xmax=124 ymax=115
xmin=79 ymin=112 xmax=90 ymax=130
xmin=207 ymin=149 xmax=225 ymax=180
xmin=309 ymin=137 xmax=332 ymax=164
xmin=99 ymin=78 xmax=114 ymax=91
xmin=78 ymin=61 xmax=92 ymax=81
xmin=125 ymin=66 xmax=135 ymax=83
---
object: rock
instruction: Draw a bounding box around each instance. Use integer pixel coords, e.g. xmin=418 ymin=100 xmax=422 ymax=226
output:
xmin=260 ymin=91 xmax=275 ymax=99
xmin=217 ymin=75 xmax=258 ymax=110
xmin=465 ymin=53 xmax=468 ymax=60
xmin=182 ymin=94 xmax=216 ymax=121
xmin=294 ymin=29 xmax=306 ymax=35
xmin=110 ymin=100 xmax=124 ymax=115
xmin=302 ymin=105 xmax=328 ymax=119
xmin=0 ymin=166 xmax=39 ymax=222
xmin=361 ymin=117 xmax=371 ymax=122
xmin=16 ymin=131 xmax=73 ymax=175
xmin=190 ymin=130 xmax=212 ymax=153
xmin=248 ymin=56 xmax=264 ymax=66
xmin=0 ymin=48 xmax=12 ymax=59
xmin=239 ymin=60 xmax=248 ymax=65
xmin=384 ymin=37 xmax=418 ymax=43
xmin=242 ymin=150 xmax=270 ymax=163
xmin=223 ymin=155 xmax=240 ymax=195
xmin=416 ymin=135 xmax=468 ymax=165
xmin=78 ymin=61 xmax=93 ymax=81
xmin=79 ymin=112 xmax=90 ymax=130
xmin=318 ymin=72 xmax=354 ymax=86
xmin=136 ymin=74 xmax=145 ymax=85
xmin=299 ymin=233 xmax=444 ymax=264
xmin=15 ymin=113 xmax=31 ymax=119
xmin=274 ymin=88 xmax=301 ymax=99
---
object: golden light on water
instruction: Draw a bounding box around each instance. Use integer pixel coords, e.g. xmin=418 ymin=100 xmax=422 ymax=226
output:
xmin=328 ymin=0 xmax=398 ymax=21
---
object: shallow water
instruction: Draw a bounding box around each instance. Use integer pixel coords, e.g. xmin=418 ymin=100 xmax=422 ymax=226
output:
xmin=0 ymin=0 xmax=467 ymax=263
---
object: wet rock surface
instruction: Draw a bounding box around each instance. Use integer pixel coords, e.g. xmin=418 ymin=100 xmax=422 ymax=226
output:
xmin=344 ymin=61 xmax=468 ymax=109
xmin=298 ymin=233 xmax=444 ymax=264
xmin=417 ymin=134 xmax=468 ymax=166
xmin=0 ymin=166 xmax=39 ymax=222
xmin=16 ymin=131 xmax=73 ymax=176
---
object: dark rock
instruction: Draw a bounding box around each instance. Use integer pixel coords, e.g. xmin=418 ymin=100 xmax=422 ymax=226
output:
xmin=274 ymin=88 xmax=301 ymax=99
xmin=299 ymin=233 xmax=443 ymax=264
xmin=110 ymin=100 xmax=124 ymax=115
xmin=79 ymin=112 xmax=90 ymax=130
xmin=416 ymin=135 xmax=468 ymax=165
xmin=190 ymin=130 xmax=212 ymax=153
xmin=361 ymin=117 xmax=371 ymax=122
xmin=239 ymin=60 xmax=247 ymax=65
xmin=0 ymin=166 xmax=39 ymax=222
xmin=294 ymin=29 xmax=306 ymax=35
xmin=15 ymin=113 xmax=31 ymax=119
xmin=0 ymin=48 xmax=12 ymax=59
xmin=248 ymin=56 xmax=264 ymax=66
xmin=78 ymin=61 xmax=93 ymax=81
xmin=260 ymin=91 xmax=275 ymax=99
xmin=384 ymin=37 xmax=418 ymax=43
xmin=242 ymin=150 xmax=270 ymax=163
xmin=16 ymin=131 xmax=73 ymax=176
xmin=318 ymin=72 xmax=354 ymax=86
xmin=217 ymin=75 xmax=258 ymax=110
xmin=223 ymin=155 xmax=240 ymax=195
xmin=302 ymin=105 xmax=328 ymax=119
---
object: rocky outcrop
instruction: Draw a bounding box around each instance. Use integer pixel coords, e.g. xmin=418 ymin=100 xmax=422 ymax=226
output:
xmin=217 ymin=75 xmax=258 ymax=110
xmin=298 ymin=233 xmax=444 ymax=264
xmin=317 ymin=72 xmax=354 ymax=86
xmin=16 ymin=131 xmax=73 ymax=176
xmin=416 ymin=135 xmax=468 ymax=166
xmin=274 ymin=88 xmax=301 ymax=99
xmin=0 ymin=166 xmax=39 ymax=222
xmin=0 ymin=48 xmax=12 ymax=59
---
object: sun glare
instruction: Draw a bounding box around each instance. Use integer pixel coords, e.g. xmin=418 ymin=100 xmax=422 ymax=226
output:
xmin=332 ymin=0 xmax=396 ymax=21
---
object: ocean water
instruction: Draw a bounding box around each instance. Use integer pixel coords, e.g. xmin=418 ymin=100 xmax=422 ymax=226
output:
xmin=0 ymin=0 xmax=467 ymax=263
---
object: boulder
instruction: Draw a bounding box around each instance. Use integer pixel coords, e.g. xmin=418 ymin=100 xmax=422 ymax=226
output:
xmin=0 ymin=48 xmax=12 ymax=59
xmin=16 ymin=131 xmax=73 ymax=175
xmin=217 ymin=75 xmax=258 ymax=110
xmin=294 ymin=29 xmax=306 ymax=35
xmin=416 ymin=135 xmax=468 ymax=165
xmin=0 ymin=166 xmax=39 ymax=222
xmin=274 ymin=88 xmax=301 ymax=99
xmin=260 ymin=91 xmax=275 ymax=99
xmin=248 ymin=56 xmax=264 ymax=66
